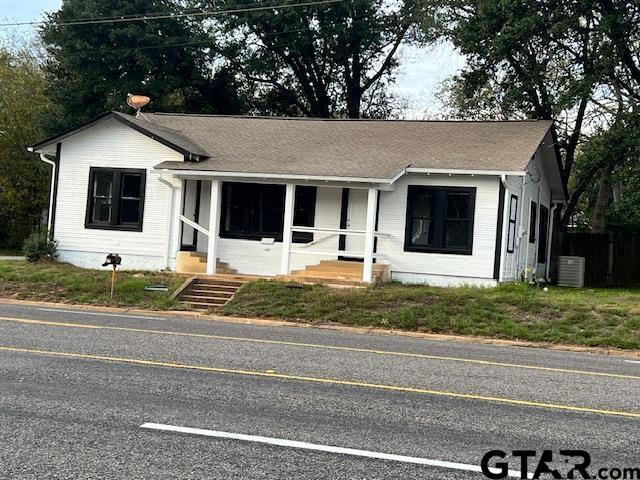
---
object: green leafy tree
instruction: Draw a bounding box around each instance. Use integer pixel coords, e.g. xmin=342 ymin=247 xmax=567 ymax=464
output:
xmin=206 ymin=0 xmax=427 ymax=118
xmin=0 ymin=44 xmax=52 ymax=248
xmin=434 ymin=0 xmax=639 ymax=229
xmin=40 ymin=0 xmax=247 ymax=131
xmin=576 ymin=113 xmax=640 ymax=231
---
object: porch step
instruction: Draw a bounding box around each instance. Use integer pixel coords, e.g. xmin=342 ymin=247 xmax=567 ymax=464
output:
xmin=175 ymin=252 xmax=238 ymax=275
xmin=276 ymin=274 xmax=369 ymax=286
xmin=286 ymin=260 xmax=387 ymax=284
xmin=173 ymin=276 xmax=246 ymax=310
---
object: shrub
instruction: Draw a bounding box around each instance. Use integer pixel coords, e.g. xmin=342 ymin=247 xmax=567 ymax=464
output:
xmin=23 ymin=230 xmax=58 ymax=262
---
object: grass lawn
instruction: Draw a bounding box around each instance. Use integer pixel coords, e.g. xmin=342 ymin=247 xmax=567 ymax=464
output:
xmin=223 ymin=280 xmax=640 ymax=350
xmin=2 ymin=260 xmax=639 ymax=350
xmin=0 ymin=260 xmax=190 ymax=310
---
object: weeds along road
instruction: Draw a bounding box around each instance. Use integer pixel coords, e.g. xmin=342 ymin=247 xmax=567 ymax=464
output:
xmin=0 ymin=302 xmax=638 ymax=479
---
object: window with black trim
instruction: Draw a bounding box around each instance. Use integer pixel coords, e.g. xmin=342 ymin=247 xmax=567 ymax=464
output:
xmin=507 ymin=194 xmax=518 ymax=253
xmin=404 ymin=186 xmax=476 ymax=255
xmin=537 ymin=205 xmax=549 ymax=263
xmin=528 ymin=201 xmax=538 ymax=243
xmin=220 ymin=182 xmax=316 ymax=242
xmin=85 ymin=168 xmax=146 ymax=231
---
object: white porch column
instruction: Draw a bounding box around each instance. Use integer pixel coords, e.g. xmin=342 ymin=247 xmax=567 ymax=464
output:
xmin=362 ymin=187 xmax=378 ymax=283
xmin=206 ymin=180 xmax=222 ymax=275
xmin=170 ymin=179 xmax=184 ymax=267
xmin=280 ymin=183 xmax=295 ymax=275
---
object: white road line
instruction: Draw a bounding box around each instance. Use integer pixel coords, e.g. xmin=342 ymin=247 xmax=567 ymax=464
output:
xmin=140 ymin=422 xmax=530 ymax=478
xmin=36 ymin=308 xmax=167 ymax=321
xmin=624 ymin=360 xmax=640 ymax=364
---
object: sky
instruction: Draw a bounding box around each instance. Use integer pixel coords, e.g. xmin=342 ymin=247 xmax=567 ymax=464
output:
xmin=0 ymin=0 xmax=466 ymax=119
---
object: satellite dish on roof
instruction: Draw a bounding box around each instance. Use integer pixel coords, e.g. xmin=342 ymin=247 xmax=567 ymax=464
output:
xmin=126 ymin=94 xmax=150 ymax=115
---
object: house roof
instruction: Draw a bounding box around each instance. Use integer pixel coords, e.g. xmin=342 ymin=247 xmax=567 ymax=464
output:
xmin=31 ymin=111 xmax=554 ymax=182
xmin=29 ymin=111 xmax=208 ymax=158
xmin=148 ymin=113 xmax=553 ymax=180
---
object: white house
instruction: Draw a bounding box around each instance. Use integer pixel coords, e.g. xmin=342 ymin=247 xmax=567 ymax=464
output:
xmin=29 ymin=111 xmax=566 ymax=286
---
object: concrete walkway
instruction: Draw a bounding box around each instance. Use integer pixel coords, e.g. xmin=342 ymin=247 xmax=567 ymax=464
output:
xmin=0 ymin=256 xmax=25 ymax=261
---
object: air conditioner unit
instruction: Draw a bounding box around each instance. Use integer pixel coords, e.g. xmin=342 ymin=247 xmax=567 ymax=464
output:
xmin=557 ymin=256 xmax=585 ymax=287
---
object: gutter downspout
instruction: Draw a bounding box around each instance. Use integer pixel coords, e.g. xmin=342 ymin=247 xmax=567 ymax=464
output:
xmin=497 ymin=174 xmax=509 ymax=282
xmin=158 ymin=175 xmax=177 ymax=270
xmin=39 ymin=153 xmax=56 ymax=234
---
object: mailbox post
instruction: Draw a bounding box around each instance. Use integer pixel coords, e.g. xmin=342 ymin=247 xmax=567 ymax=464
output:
xmin=102 ymin=254 xmax=122 ymax=298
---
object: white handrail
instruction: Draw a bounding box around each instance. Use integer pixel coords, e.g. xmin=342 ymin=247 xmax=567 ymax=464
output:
xmin=179 ymin=215 xmax=210 ymax=236
xmin=291 ymin=226 xmax=389 ymax=237
xmin=290 ymin=249 xmax=385 ymax=259
xmin=297 ymin=233 xmax=340 ymax=248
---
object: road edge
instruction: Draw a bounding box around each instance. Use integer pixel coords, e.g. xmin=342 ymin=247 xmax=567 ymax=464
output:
xmin=1 ymin=298 xmax=639 ymax=359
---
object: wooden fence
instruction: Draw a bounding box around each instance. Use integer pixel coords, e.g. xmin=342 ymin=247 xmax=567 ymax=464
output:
xmin=560 ymin=232 xmax=640 ymax=286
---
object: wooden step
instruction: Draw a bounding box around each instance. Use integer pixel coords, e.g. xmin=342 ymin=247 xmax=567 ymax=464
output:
xmin=290 ymin=268 xmax=382 ymax=279
xmin=174 ymin=275 xmax=247 ymax=309
xmin=276 ymin=275 xmax=368 ymax=286
xmin=182 ymin=301 xmax=227 ymax=309
xmin=189 ymin=284 xmax=239 ymax=292
xmin=185 ymin=288 xmax=236 ymax=297
xmin=181 ymin=294 xmax=233 ymax=303
xmin=194 ymin=279 xmax=245 ymax=287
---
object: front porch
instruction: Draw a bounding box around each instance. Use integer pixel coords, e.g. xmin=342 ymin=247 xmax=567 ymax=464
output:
xmin=162 ymin=175 xmax=388 ymax=284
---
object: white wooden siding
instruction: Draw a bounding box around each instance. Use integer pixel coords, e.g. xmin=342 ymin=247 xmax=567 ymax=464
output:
xmin=500 ymin=151 xmax=553 ymax=281
xmin=376 ymin=174 xmax=501 ymax=284
xmin=54 ymin=119 xmax=183 ymax=270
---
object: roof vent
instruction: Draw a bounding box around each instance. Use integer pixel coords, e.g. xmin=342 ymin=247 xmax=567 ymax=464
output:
xmin=126 ymin=94 xmax=150 ymax=116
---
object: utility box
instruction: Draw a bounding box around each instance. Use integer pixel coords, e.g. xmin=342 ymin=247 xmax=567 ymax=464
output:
xmin=557 ymin=256 xmax=586 ymax=287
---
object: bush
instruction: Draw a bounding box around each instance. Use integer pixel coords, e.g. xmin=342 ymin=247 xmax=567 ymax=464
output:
xmin=22 ymin=230 xmax=58 ymax=262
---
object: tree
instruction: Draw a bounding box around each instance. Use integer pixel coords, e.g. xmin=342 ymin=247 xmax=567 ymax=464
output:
xmin=576 ymin=113 xmax=640 ymax=231
xmin=206 ymin=0 xmax=426 ymax=118
xmin=434 ymin=0 xmax=639 ymax=230
xmin=40 ymin=0 xmax=247 ymax=132
xmin=0 ymin=44 xmax=53 ymax=248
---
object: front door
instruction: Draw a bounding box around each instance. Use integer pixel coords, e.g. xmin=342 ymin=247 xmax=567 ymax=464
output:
xmin=343 ymin=188 xmax=367 ymax=256
xmin=180 ymin=179 xmax=201 ymax=251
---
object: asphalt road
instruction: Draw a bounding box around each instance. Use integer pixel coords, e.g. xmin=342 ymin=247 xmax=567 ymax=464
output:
xmin=0 ymin=301 xmax=638 ymax=480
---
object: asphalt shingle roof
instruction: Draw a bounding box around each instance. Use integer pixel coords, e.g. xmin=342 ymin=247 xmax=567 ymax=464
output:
xmin=31 ymin=111 xmax=554 ymax=181
xmin=143 ymin=113 xmax=552 ymax=180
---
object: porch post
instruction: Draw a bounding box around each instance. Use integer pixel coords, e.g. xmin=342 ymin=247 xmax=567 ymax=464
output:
xmin=206 ymin=180 xmax=222 ymax=275
xmin=362 ymin=187 xmax=378 ymax=283
xmin=170 ymin=178 xmax=184 ymax=267
xmin=280 ymin=183 xmax=295 ymax=275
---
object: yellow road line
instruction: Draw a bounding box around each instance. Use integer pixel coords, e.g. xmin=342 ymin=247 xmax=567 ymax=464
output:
xmin=1 ymin=345 xmax=638 ymax=419
xmin=1 ymin=315 xmax=638 ymax=381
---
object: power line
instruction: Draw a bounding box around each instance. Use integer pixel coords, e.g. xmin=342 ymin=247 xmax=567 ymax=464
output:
xmin=0 ymin=0 xmax=349 ymax=28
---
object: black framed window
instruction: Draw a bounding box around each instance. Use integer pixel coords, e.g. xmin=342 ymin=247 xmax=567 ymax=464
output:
xmin=292 ymin=186 xmax=316 ymax=243
xmin=529 ymin=201 xmax=538 ymax=243
xmin=220 ymin=182 xmax=316 ymax=242
xmin=506 ymin=194 xmax=518 ymax=253
xmin=85 ymin=167 xmax=146 ymax=231
xmin=404 ymin=186 xmax=476 ymax=255
xmin=537 ymin=205 xmax=549 ymax=263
